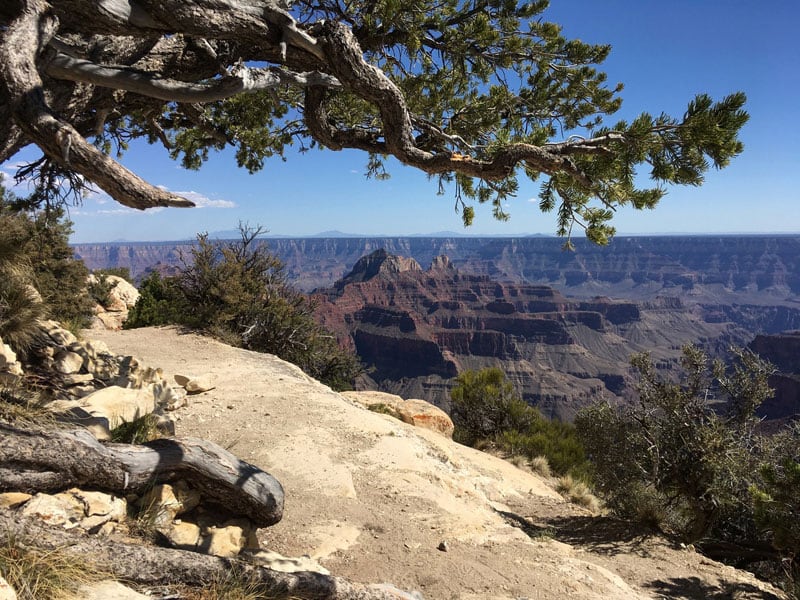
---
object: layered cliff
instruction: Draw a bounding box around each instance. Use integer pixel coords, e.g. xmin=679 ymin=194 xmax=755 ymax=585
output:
xmin=315 ymin=251 xmax=733 ymax=420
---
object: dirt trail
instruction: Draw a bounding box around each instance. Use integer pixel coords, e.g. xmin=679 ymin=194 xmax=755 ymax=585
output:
xmin=88 ymin=326 xmax=783 ymax=600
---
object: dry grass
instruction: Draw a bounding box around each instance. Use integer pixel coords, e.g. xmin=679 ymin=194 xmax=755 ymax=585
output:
xmin=179 ymin=566 xmax=296 ymax=600
xmin=555 ymin=474 xmax=601 ymax=513
xmin=529 ymin=455 xmax=552 ymax=478
xmin=109 ymin=413 xmax=163 ymax=444
xmin=0 ymin=384 xmax=58 ymax=428
xmin=0 ymin=538 xmax=105 ymax=600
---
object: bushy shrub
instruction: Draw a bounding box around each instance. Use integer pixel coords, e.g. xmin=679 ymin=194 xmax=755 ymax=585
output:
xmin=576 ymin=345 xmax=773 ymax=541
xmin=125 ymin=224 xmax=361 ymax=391
xmin=0 ymin=187 xmax=94 ymax=348
xmin=575 ymin=344 xmax=800 ymax=593
xmin=124 ymin=271 xmax=187 ymax=328
xmin=450 ymin=367 xmax=589 ymax=478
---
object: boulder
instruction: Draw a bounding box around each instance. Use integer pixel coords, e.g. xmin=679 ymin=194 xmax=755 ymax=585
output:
xmin=38 ymin=320 xmax=77 ymax=347
xmin=163 ymin=520 xmax=202 ymax=550
xmin=17 ymin=489 xmax=126 ymax=533
xmin=0 ymin=340 xmax=23 ymax=377
xmin=394 ymin=398 xmax=455 ymax=438
xmin=175 ymin=373 xmax=216 ymax=394
xmin=50 ymin=385 xmax=157 ymax=439
xmin=105 ymin=275 xmax=140 ymax=310
xmin=138 ymin=481 xmax=200 ymax=528
xmin=204 ymin=522 xmax=249 ymax=558
xmin=20 ymin=492 xmax=85 ymax=527
xmin=54 ymin=350 xmax=84 ymax=374
xmin=343 ymin=391 xmax=454 ymax=438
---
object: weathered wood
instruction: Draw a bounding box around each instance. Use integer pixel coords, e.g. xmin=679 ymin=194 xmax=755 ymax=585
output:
xmin=0 ymin=423 xmax=283 ymax=526
xmin=0 ymin=509 xmax=420 ymax=600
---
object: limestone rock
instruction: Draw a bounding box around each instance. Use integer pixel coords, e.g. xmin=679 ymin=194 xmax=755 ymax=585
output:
xmin=164 ymin=520 xmax=201 ymax=550
xmin=0 ymin=340 xmax=23 ymax=377
xmin=175 ymin=373 xmax=216 ymax=393
xmin=343 ymin=391 xmax=454 ymax=438
xmin=21 ymin=492 xmax=84 ymax=527
xmin=138 ymin=481 xmax=200 ymax=528
xmin=61 ymin=372 xmax=94 ymax=386
xmin=50 ymin=385 xmax=157 ymax=439
xmin=247 ymin=550 xmax=331 ymax=575
xmin=0 ymin=492 xmax=32 ymax=509
xmin=106 ymin=275 xmax=140 ymax=309
xmin=54 ymin=350 xmax=84 ymax=374
xmin=204 ymin=522 xmax=248 ymax=558
xmin=79 ymin=580 xmax=148 ymax=600
xmin=0 ymin=576 xmax=17 ymax=600
xmin=68 ymin=488 xmax=127 ymax=521
xmin=38 ymin=320 xmax=77 ymax=347
xmin=153 ymin=381 xmax=187 ymax=410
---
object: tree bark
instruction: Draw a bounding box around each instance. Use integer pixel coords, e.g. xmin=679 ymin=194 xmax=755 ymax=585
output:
xmin=0 ymin=423 xmax=284 ymax=527
xmin=0 ymin=509 xmax=420 ymax=599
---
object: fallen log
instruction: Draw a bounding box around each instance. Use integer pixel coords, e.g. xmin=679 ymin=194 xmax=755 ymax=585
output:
xmin=0 ymin=423 xmax=283 ymax=526
xmin=0 ymin=509 xmax=421 ymax=600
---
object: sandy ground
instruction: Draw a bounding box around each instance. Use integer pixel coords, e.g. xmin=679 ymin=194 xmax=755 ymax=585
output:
xmin=88 ymin=326 xmax=784 ymax=600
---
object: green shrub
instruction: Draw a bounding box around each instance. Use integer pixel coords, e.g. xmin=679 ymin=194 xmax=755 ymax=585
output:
xmin=0 ymin=187 xmax=94 ymax=348
xmin=124 ymin=271 xmax=187 ymax=328
xmin=450 ymin=367 xmax=589 ymax=478
xmin=125 ymin=224 xmax=362 ymax=391
xmin=575 ymin=345 xmax=773 ymax=542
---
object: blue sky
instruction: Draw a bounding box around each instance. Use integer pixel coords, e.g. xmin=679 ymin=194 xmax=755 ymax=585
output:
xmin=3 ymin=1 xmax=798 ymax=243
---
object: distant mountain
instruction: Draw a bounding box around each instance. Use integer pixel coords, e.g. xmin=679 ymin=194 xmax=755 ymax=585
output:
xmin=73 ymin=234 xmax=800 ymax=304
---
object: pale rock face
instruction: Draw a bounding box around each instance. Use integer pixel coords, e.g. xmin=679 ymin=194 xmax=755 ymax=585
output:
xmin=21 ymin=492 xmax=85 ymax=527
xmin=18 ymin=489 xmax=126 ymax=532
xmin=39 ymin=320 xmax=78 ymax=347
xmin=204 ymin=523 xmax=247 ymax=558
xmin=0 ymin=576 xmax=17 ymax=600
xmin=105 ymin=275 xmax=140 ymax=309
xmin=86 ymin=274 xmax=139 ymax=330
xmin=164 ymin=520 xmax=202 ymax=550
xmin=49 ymin=385 xmax=157 ymax=439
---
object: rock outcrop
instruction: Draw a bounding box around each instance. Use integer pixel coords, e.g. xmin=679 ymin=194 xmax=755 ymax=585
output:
xmin=88 ymin=274 xmax=140 ymax=330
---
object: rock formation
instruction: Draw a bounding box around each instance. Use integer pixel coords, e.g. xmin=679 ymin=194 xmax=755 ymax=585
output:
xmin=315 ymin=251 xmax=734 ymax=419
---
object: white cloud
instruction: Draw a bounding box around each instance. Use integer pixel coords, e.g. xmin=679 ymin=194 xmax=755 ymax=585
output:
xmin=171 ymin=190 xmax=236 ymax=208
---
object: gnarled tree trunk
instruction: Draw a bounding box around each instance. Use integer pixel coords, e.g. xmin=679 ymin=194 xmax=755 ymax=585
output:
xmin=0 ymin=423 xmax=283 ymax=526
xmin=0 ymin=509 xmax=420 ymax=599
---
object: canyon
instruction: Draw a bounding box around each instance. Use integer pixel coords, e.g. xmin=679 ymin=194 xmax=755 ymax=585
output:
xmin=74 ymin=235 xmax=800 ymax=420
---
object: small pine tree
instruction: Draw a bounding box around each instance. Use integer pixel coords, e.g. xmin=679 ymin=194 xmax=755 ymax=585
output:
xmin=125 ymin=224 xmax=362 ymax=391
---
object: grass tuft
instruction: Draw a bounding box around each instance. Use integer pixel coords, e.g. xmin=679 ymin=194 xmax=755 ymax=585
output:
xmin=529 ymin=455 xmax=552 ymax=478
xmin=555 ymin=474 xmax=601 ymax=513
xmin=0 ymin=537 xmax=104 ymax=600
xmin=110 ymin=413 xmax=163 ymax=445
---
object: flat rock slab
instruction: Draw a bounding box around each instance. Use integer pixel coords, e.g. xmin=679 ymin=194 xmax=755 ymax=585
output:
xmin=86 ymin=326 xmax=785 ymax=600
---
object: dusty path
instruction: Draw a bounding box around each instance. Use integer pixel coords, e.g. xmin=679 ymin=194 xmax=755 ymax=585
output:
xmin=88 ymin=326 xmax=782 ymax=600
